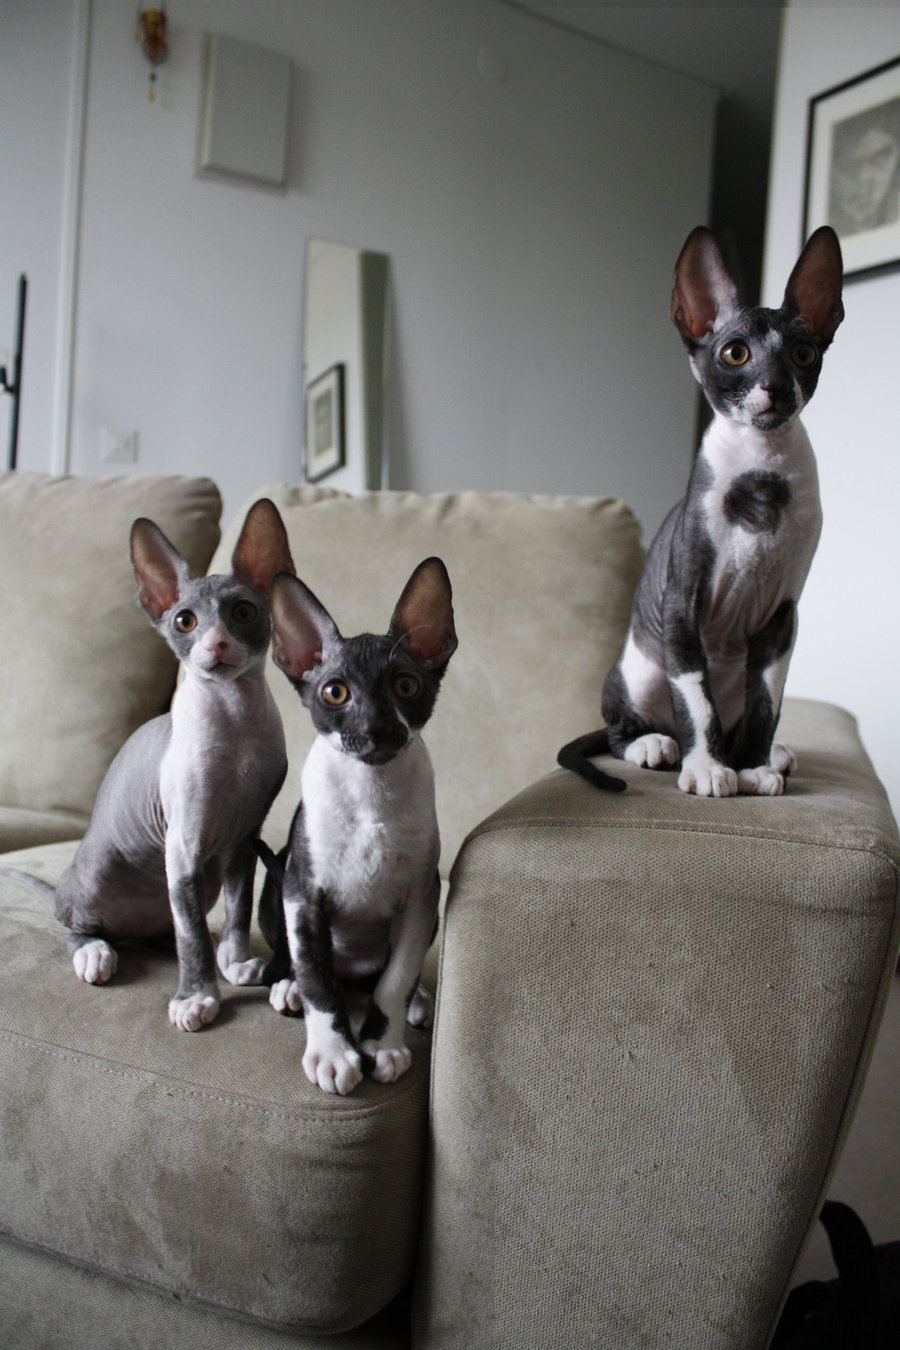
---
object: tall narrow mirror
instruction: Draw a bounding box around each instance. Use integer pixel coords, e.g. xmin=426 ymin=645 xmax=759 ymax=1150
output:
xmin=303 ymin=238 xmax=390 ymax=493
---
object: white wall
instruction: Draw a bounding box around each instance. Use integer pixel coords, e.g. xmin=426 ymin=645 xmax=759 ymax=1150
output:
xmin=765 ymin=2 xmax=900 ymax=819
xmin=0 ymin=0 xmax=716 ymax=536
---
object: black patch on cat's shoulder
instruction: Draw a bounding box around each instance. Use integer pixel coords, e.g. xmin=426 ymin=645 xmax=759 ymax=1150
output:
xmin=724 ymin=471 xmax=791 ymax=534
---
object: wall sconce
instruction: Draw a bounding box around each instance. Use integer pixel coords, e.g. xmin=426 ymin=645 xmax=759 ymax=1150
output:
xmin=135 ymin=6 xmax=168 ymax=101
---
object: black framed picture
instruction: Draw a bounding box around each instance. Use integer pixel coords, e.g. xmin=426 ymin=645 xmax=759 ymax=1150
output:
xmin=804 ymin=55 xmax=900 ymax=279
xmin=304 ymin=363 xmax=345 ymax=482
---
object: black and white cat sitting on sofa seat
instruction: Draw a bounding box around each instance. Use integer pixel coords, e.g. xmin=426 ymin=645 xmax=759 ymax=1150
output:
xmin=559 ymin=223 xmax=844 ymax=798
xmin=256 ymin=557 xmax=457 ymax=1096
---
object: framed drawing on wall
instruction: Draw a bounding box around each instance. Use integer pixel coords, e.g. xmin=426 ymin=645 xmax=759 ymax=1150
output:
xmin=804 ymin=55 xmax=900 ymax=279
xmin=305 ymin=364 xmax=345 ymax=482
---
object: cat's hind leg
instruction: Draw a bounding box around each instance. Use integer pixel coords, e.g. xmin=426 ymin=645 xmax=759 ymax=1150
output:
xmin=624 ymin=733 xmax=680 ymax=770
xmin=69 ymin=934 xmax=118 ymax=984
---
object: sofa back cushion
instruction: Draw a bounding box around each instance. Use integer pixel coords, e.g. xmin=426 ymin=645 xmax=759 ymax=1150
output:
xmin=212 ymin=486 xmax=643 ymax=869
xmin=0 ymin=472 xmax=222 ymax=819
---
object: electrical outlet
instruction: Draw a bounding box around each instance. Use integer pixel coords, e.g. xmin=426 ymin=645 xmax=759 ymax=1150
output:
xmin=100 ymin=428 xmax=139 ymax=464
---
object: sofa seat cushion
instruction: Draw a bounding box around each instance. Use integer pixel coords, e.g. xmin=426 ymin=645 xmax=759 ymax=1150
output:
xmin=418 ymin=698 xmax=900 ymax=1350
xmin=211 ymin=486 xmax=644 ymax=869
xmin=0 ymin=472 xmax=222 ymax=844
xmin=0 ymin=842 xmax=430 ymax=1334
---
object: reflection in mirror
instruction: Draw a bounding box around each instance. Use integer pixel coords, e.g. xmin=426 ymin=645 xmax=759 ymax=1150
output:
xmin=303 ymin=238 xmax=390 ymax=493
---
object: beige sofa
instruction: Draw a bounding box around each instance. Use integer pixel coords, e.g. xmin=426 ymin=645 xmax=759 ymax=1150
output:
xmin=1 ymin=471 xmax=897 ymax=1349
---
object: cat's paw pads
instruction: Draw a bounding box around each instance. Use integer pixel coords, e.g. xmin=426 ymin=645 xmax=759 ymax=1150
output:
xmin=269 ymin=978 xmax=303 ymax=1014
xmin=738 ymin=767 xmax=785 ymax=796
xmin=770 ymin=741 xmax=796 ymax=776
xmin=407 ymin=983 xmax=433 ymax=1029
xmin=678 ymin=760 xmax=738 ymax=797
xmin=73 ymin=939 xmax=118 ymax=985
xmin=363 ymin=1043 xmax=412 ymax=1083
xmin=219 ymin=955 xmax=267 ymax=986
xmin=168 ymin=990 xmax=220 ymax=1032
xmin=303 ymin=1043 xmax=363 ymax=1095
xmin=625 ymin=733 xmax=679 ymax=770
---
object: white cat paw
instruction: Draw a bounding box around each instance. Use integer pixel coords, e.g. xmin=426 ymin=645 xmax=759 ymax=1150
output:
xmin=678 ymin=759 xmax=738 ymax=797
xmin=168 ymin=989 xmax=220 ymax=1032
xmin=625 ymin=733 xmax=679 ymax=769
xmin=269 ymin=978 xmax=303 ymax=1014
xmin=770 ymin=741 xmax=797 ymax=776
xmin=219 ymin=955 xmax=267 ymax=987
xmin=407 ymin=983 xmax=433 ymax=1029
xmin=73 ymin=939 xmax=118 ymax=985
xmin=738 ymin=766 xmax=785 ymax=796
xmin=363 ymin=1043 xmax=412 ymax=1084
xmin=303 ymin=1042 xmax=363 ymax=1095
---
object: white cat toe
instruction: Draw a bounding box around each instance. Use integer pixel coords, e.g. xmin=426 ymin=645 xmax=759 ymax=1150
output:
xmin=407 ymin=983 xmax=433 ymax=1029
xmin=770 ymin=741 xmax=797 ymax=776
xmin=220 ymin=956 xmax=267 ymax=987
xmin=303 ymin=1045 xmax=363 ymax=1095
xmin=72 ymin=939 xmax=118 ymax=985
xmin=168 ymin=990 xmax=220 ymax=1032
xmin=625 ymin=733 xmax=679 ymax=770
xmin=364 ymin=1045 xmax=412 ymax=1084
xmin=738 ymin=767 xmax=785 ymax=796
xmin=269 ymin=978 xmax=303 ymax=1014
xmin=678 ymin=760 xmax=738 ymax=797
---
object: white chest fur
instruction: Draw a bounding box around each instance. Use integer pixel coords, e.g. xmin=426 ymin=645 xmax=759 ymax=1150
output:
xmin=700 ymin=415 xmax=822 ymax=645
xmin=160 ymin=669 xmax=285 ymax=855
xmin=300 ymin=735 xmax=439 ymax=920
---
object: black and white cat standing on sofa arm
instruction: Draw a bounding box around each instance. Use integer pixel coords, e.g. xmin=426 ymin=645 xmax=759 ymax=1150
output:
xmin=559 ymin=224 xmax=844 ymax=797
xmin=256 ymin=558 xmax=457 ymax=1096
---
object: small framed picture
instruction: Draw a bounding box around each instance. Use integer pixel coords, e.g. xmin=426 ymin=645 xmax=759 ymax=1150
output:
xmin=804 ymin=55 xmax=900 ymax=279
xmin=304 ymin=364 xmax=345 ymax=482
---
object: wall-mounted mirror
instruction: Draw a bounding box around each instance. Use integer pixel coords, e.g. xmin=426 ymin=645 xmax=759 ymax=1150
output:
xmin=303 ymin=238 xmax=389 ymax=493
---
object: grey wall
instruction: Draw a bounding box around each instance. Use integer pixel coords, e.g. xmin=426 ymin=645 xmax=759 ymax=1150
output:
xmin=1 ymin=0 xmax=716 ymax=536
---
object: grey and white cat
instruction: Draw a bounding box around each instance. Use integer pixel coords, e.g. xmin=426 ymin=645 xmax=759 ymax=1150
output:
xmin=256 ymin=558 xmax=457 ymax=1095
xmin=559 ymin=225 xmax=844 ymax=797
xmin=3 ymin=499 xmax=294 ymax=1029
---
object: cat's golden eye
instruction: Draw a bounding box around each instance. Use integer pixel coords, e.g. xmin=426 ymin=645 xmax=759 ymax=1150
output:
xmin=232 ymin=600 xmax=257 ymax=625
xmin=174 ymin=610 xmax=197 ymax=633
xmin=321 ymin=680 xmax=350 ymax=707
xmin=393 ymin=673 xmax=421 ymax=701
xmin=791 ymin=340 xmax=818 ymax=368
xmin=720 ymin=340 xmax=751 ymax=367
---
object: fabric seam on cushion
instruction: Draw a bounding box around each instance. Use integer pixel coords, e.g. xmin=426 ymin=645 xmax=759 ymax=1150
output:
xmin=0 ymin=1029 xmax=426 ymax=1121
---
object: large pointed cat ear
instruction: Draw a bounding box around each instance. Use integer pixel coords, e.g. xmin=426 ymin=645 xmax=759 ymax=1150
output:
xmin=389 ymin=557 xmax=457 ymax=668
xmin=670 ymin=226 xmax=739 ymax=344
xmin=270 ymin=572 xmax=340 ymax=682
xmin=783 ymin=225 xmax=844 ymax=345
xmin=130 ymin=518 xmax=191 ymax=622
xmin=231 ymin=498 xmax=295 ymax=593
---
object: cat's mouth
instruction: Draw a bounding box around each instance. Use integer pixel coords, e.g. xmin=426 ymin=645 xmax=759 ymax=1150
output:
xmin=344 ymin=735 xmax=410 ymax=765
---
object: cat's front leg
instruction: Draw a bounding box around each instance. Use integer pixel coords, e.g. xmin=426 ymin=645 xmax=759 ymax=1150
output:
xmin=216 ymin=839 xmax=266 ymax=986
xmin=359 ymin=873 xmax=440 ymax=1083
xmin=282 ymin=879 xmax=362 ymax=1094
xmin=165 ymin=835 xmax=221 ymax=1031
xmin=669 ymin=670 xmax=737 ymax=797
xmin=731 ymin=603 xmax=797 ymax=797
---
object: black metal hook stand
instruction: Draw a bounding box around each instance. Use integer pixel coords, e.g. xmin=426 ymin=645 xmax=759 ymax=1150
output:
xmin=0 ymin=275 xmax=27 ymax=469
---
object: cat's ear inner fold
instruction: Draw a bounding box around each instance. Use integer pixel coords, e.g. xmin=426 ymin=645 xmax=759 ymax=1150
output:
xmin=783 ymin=225 xmax=844 ymax=345
xmin=232 ymin=497 xmax=295 ymax=594
xmin=390 ymin=557 xmax=458 ymax=668
xmin=270 ymin=572 xmax=338 ymax=681
xmin=669 ymin=226 xmax=739 ymax=344
xmin=131 ymin=519 xmax=191 ymax=622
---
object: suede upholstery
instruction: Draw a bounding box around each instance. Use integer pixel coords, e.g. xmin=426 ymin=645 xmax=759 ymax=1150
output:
xmin=0 ymin=471 xmax=222 ymax=849
xmin=0 ymin=475 xmax=897 ymax=1350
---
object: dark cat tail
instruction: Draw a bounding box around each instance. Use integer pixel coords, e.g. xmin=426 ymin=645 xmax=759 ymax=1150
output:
xmin=254 ymin=838 xmax=285 ymax=883
xmin=557 ymin=730 xmax=627 ymax=793
xmin=0 ymin=867 xmax=56 ymax=902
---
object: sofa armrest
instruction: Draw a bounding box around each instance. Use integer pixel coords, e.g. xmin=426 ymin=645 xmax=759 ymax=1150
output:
xmin=415 ymin=698 xmax=900 ymax=1350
